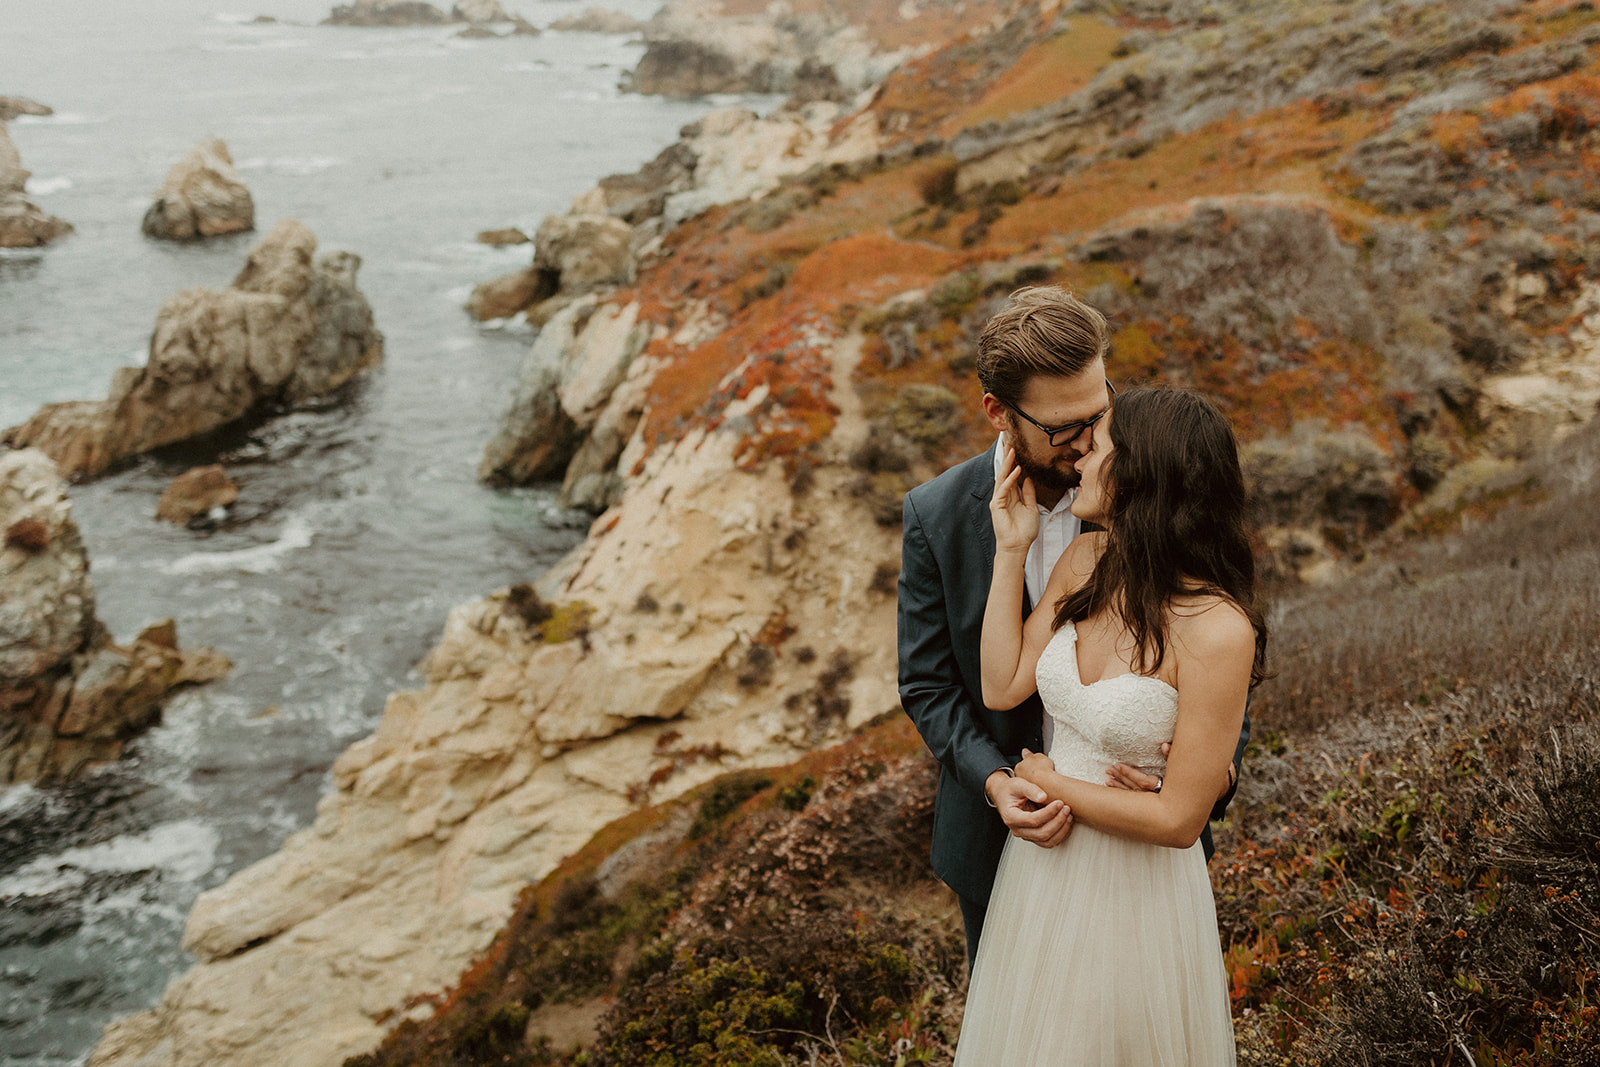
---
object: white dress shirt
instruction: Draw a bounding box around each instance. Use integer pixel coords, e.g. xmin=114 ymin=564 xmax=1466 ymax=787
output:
xmin=994 ymin=434 xmax=1083 ymax=751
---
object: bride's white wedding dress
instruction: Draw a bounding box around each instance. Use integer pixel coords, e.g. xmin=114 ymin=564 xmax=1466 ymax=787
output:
xmin=954 ymin=622 xmax=1236 ymax=1066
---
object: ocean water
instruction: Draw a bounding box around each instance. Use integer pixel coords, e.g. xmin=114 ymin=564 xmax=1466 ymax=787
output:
xmin=0 ymin=3 xmax=762 ymax=1063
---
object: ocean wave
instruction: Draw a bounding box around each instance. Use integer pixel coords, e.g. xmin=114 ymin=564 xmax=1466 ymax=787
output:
xmin=26 ymin=176 xmax=73 ymax=196
xmin=234 ymin=155 xmax=343 ymax=175
xmin=0 ymin=820 xmax=219 ymax=900
xmin=161 ymin=515 xmax=314 ymax=575
xmin=199 ymin=37 xmax=312 ymax=52
xmin=13 ymin=111 xmax=102 ymax=126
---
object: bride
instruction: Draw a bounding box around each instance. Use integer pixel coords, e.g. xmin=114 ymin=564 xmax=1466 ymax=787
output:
xmin=955 ymin=387 xmax=1267 ymax=1065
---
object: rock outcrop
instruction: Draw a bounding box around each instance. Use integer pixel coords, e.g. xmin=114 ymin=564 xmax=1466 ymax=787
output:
xmin=3 ymin=220 xmax=384 ymax=481
xmin=0 ymin=96 xmax=52 ymax=122
xmin=87 ymin=1 xmax=1600 ymax=1062
xmin=141 ymin=137 xmax=255 ymax=241
xmin=474 ymin=101 xmax=880 ymax=488
xmin=0 ymin=121 xmax=71 ymax=248
xmin=1 ymin=449 xmax=230 ymax=783
xmin=452 ymin=0 xmax=512 ymax=22
xmin=88 ymin=354 xmax=905 ymax=1066
xmin=624 ymin=0 xmax=901 ymax=99
xmin=549 ymin=8 xmax=644 ymax=34
xmin=323 ymin=0 xmax=452 ymax=26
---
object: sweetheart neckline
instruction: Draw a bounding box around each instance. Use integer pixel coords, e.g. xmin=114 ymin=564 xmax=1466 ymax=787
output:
xmin=1059 ymin=622 xmax=1179 ymax=695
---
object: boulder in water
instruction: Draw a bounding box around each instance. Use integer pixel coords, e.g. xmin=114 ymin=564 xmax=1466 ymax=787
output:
xmin=323 ymin=0 xmax=452 ymax=26
xmin=453 ymin=0 xmax=513 ymax=22
xmin=141 ymin=137 xmax=256 ymax=241
xmin=2 ymin=220 xmax=385 ymax=480
xmin=0 ymin=121 xmax=72 ymax=247
xmin=466 ymin=264 xmax=556 ymax=321
xmin=549 ymin=8 xmax=644 ymax=34
xmin=156 ymin=465 xmax=239 ymax=525
xmin=476 ymin=227 xmax=530 ymax=246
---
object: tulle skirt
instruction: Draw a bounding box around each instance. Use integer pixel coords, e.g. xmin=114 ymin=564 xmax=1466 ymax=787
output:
xmin=954 ymin=823 xmax=1236 ymax=1066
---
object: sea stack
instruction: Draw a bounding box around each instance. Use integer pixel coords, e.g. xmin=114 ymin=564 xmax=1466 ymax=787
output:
xmin=142 ymin=137 xmax=256 ymax=241
xmin=3 ymin=220 xmax=385 ymax=480
xmin=0 ymin=121 xmax=72 ymax=247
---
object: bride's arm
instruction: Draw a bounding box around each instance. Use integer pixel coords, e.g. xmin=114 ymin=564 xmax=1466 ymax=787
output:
xmin=1015 ymin=601 xmax=1253 ymax=848
xmin=980 ymin=453 xmax=1098 ymax=709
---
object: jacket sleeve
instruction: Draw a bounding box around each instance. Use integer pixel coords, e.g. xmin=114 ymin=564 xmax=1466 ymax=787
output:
xmin=1208 ymin=707 xmax=1251 ymax=824
xmin=898 ymin=492 xmax=1010 ymax=797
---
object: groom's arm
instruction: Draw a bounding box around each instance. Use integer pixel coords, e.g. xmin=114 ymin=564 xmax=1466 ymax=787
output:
xmin=898 ymin=496 xmax=1010 ymax=795
xmin=898 ymin=495 xmax=1070 ymax=846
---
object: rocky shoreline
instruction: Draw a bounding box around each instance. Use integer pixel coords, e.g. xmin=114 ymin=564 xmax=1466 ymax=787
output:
xmin=72 ymin=0 xmax=1600 ymax=1062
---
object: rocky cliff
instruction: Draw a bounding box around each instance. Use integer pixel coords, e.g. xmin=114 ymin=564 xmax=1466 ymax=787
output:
xmin=0 ymin=449 xmax=230 ymax=783
xmin=3 ymin=220 xmax=383 ymax=481
xmin=90 ymin=0 xmax=1600 ymax=1062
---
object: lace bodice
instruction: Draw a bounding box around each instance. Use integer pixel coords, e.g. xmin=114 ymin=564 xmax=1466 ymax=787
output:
xmin=1035 ymin=621 xmax=1178 ymax=783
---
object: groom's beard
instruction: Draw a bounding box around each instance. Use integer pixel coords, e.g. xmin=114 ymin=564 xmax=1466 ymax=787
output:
xmin=1010 ymin=427 xmax=1082 ymax=500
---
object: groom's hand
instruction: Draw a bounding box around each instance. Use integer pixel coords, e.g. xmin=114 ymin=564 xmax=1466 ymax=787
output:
xmin=987 ymin=769 xmax=1072 ymax=848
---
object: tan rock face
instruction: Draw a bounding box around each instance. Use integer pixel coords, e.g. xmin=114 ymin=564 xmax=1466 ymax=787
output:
xmin=0 ymin=450 xmax=230 ymax=782
xmin=465 ymin=264 xmax=555 ymax=322
xmin=3 ymin=220 xmax=383 ymax=480
xmin=141 ymin=137 xmax=255 ymax=241
xmin=0 ymin=121 xmax=72 ymax=248
xmin=0 ymin=449 xmax=95 ymax=683
xmin=532 ymin=213 xmax=635 ymax=292
xmin=88 ymin=319 xmax=903 ymax=1067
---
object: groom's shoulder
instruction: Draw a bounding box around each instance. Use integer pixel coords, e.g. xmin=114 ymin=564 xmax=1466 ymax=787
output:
xmin=905 ymin=448 xmax=992 ymax=521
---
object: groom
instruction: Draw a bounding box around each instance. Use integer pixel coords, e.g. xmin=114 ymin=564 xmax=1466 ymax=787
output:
xmin=897 ymin=287 xmax=1249 ymax=968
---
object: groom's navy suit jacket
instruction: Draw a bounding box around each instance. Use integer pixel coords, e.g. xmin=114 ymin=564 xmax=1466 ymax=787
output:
xmin=898 ymin=445 xmax=1248 ymax=907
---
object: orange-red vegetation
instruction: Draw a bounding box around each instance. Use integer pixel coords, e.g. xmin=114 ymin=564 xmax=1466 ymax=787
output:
xmin=942 ymin=16 xmax=1126 ymax=137
xmin=980 ymin=102 xmax=1382 ymax=253
xmin=712 ymin=0 xmax=1014 ymax=53
xmin=640 ymin=230 xmax=963 ymax=466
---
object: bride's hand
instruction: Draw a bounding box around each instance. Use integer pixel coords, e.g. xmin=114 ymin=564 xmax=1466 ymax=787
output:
xmin=1017 ymin=748 xmax=1055 ymax=781
xmin=990 ymin=445 xmax=1039 ymax=553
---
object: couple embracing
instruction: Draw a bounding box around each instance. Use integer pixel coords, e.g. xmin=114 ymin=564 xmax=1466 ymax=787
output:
xmin=898 ymin=287 xmax=1264 ymax=1063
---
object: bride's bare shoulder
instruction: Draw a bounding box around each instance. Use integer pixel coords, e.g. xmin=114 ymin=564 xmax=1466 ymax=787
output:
xmin=1168 ymin=594 xmax=1254 ymax=658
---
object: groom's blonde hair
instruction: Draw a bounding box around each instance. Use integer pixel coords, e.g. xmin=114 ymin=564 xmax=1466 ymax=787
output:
xmin=976 ymin=287 xmax=1109 ymax=406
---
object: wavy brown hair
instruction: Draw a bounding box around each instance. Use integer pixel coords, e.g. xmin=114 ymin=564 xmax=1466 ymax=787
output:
xmin=1054 ymin=387 xmax=1269 ymax=687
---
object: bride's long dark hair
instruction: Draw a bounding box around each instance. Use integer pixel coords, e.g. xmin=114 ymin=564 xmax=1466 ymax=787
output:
xmin=1054 ymin=387 xmax=1269 ymax=688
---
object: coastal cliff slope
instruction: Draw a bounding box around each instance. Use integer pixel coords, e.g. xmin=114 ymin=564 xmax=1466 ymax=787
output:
xmin=92 ymin=0 xmax=1600 ymax=1063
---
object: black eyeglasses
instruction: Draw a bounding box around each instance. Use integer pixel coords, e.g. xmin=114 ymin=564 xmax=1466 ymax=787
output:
xmin=1001 ymin=379 xmax=1117 ymax=447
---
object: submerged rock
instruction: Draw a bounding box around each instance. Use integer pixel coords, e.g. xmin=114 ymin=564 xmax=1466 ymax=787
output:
xmin=549 ymin=8 xmax=644 ymax=34
xmin=141 ymin=137 xmax=255 ymax=241
xmin=0 ymin=449 xmax=230 ymax=783
xmin=3 ymin=220 xmax=384 ymax=480
xmin=156 ymin=465 xmax=239 ymax=526
xmin=0 ymin=121 xmax=71 ymax=247
xmin=476 ymin=226 xmax=529 ymax=246
xmin=453 ymin=0 xmax=512 ymax=22
xmin=323 ymin=0 xmax=452 ymax=26
xmin=0 ymin=96 xmax=52 ymax=121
